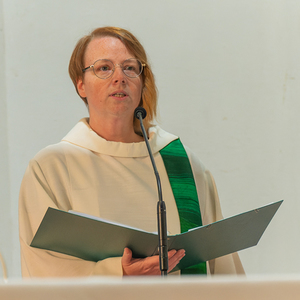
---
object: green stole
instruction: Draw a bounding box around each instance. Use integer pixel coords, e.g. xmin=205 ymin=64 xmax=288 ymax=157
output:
xmin=159 ymin=138 xmax=207 ymax=275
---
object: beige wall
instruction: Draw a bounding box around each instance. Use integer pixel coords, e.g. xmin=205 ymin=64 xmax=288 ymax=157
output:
xmin=0 ymin=0 xmax=12 ymax=279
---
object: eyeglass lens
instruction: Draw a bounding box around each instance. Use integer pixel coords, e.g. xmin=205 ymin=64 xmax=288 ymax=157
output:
xmin=93 ymin=59 xmax=142 ymax=79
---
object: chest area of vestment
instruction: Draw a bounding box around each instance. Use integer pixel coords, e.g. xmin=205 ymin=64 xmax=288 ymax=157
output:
xmin=65 ymin=149 xmax=181 ymax=234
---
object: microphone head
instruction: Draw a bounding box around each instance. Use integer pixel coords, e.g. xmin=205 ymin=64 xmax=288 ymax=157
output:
xmin=134 ymin=107 xmax=147 ymax=119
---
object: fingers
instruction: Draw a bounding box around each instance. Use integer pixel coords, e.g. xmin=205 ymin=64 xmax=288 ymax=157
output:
xmin=168 ymin=249 xmax=186 ymax=272
xmin=122 ymin=247 xmax=133 ymax=265
xmin=167 ymin=249 xmax=177 ymax=259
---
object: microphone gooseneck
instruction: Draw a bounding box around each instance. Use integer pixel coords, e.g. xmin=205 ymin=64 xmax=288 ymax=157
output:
xmin=134 ymin=107 xmax=169 ymax=276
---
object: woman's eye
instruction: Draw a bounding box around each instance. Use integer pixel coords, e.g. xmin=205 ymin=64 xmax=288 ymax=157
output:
xmin=124 ymin=65 xmax=136 ymax=71
xmin=99 ymin=66 xmax=110 ymax=71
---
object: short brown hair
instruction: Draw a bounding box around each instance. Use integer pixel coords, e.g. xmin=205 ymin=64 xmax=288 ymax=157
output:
xmin=68 ymin=26 xmax=157 ymax=134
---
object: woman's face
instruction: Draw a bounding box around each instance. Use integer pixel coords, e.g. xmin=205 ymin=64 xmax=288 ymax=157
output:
xmin=77 ymin=37 xmax=143 ymax=124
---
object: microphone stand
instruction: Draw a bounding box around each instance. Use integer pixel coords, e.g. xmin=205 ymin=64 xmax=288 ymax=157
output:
xmin=136 ymin=109 xmax=168 ymax=276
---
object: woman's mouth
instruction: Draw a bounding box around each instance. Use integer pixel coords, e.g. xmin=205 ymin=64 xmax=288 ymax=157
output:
xmin=112 ymin=93 xmax=127 ymax=98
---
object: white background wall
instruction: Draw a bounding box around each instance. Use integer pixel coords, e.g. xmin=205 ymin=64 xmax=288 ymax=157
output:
xmin=1 ymin=0 xmax=300 ymax=277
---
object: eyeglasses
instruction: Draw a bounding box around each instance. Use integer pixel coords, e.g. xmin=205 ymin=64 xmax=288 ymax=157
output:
xmin=82 ymin=58 xmax=146 ymax=79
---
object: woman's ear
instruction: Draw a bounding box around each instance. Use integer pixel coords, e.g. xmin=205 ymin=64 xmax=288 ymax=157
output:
xmin=77 ymin=78 xmax=87 ymax=98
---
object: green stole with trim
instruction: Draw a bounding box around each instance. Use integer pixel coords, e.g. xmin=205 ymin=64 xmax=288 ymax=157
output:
xmin=159 ymin=138 xmax=207 ymax=275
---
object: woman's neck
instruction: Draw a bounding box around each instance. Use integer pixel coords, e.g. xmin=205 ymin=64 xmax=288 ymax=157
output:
xmin=89 ymin=117 xmax=143 ymax=143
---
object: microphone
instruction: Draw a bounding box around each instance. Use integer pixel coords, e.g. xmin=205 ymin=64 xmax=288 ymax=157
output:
xmin=134 ymin=107 xmax=147 ymax=120
xmin=134 ymin=107 xmax=169 ymax=276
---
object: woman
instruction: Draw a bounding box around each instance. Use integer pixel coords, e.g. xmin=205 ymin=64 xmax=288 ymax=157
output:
xmin=19 ymin=27 xmax=244 ymax=277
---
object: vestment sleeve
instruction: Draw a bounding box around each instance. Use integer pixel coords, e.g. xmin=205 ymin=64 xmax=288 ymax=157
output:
xmin=186 ymin=147 xmax=245 ymax=275
xmin=19 ymin=156 xmax=123 ymax=277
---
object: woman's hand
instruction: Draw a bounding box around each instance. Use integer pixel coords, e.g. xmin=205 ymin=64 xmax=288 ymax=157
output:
xmin=121 ymin=247 xmax=185 ymax=276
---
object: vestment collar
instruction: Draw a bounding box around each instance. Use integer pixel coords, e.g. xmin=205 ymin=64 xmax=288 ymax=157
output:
xmin=62 ymin=118 xmax=178 ymax=158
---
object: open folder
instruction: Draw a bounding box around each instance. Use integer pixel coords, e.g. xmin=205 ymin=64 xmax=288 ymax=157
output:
xmin=31 ymin=200 xmax=283 ymax=271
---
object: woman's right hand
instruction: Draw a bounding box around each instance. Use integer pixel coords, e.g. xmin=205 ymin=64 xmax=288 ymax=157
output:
xmin=121 ymin=247 xmax=185 ymax=276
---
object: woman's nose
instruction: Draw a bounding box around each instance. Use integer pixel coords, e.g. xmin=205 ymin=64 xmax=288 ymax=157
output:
xmin=112 ymin=65 xmax=126 ymax=83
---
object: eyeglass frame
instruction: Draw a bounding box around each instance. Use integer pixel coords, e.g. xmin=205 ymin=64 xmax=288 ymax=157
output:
xmin=82 ymin=58 xmax=146 ymax=79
